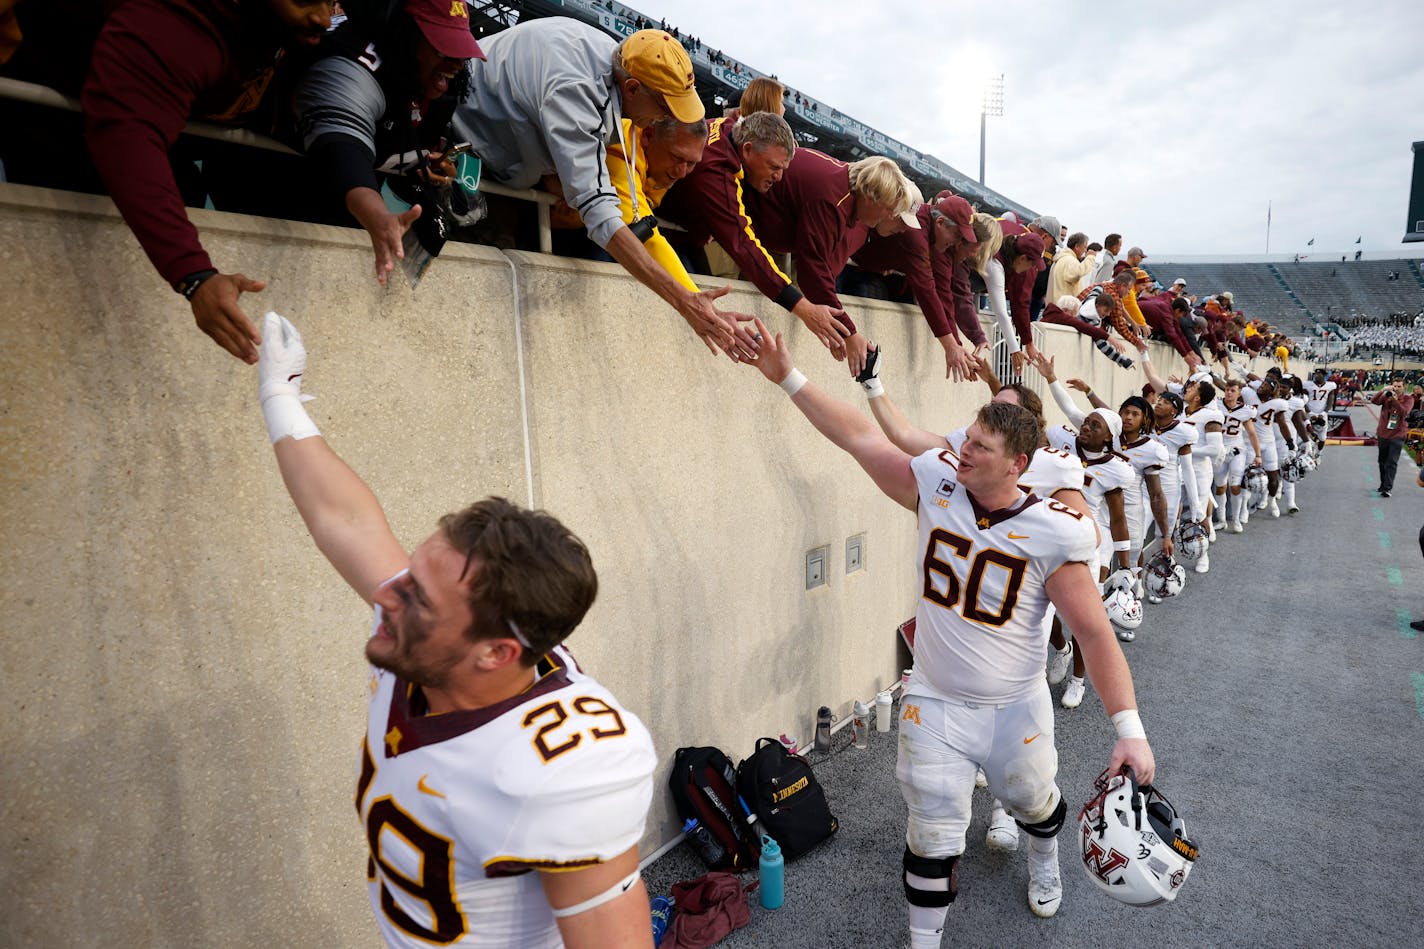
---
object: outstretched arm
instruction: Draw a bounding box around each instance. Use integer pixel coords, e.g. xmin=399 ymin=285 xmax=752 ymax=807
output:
xmin=744 ymin=320 xmax=917 ymax=510
xmin=1028 ymin=350 xmax=1087 ymax=426
xmin=1135 ymin=339 xmax=1168 ymax=394
xmin=859 ymin=349 xmax=955 ymax=456
xmin=258 ymin=314 xmax=409 ymax=602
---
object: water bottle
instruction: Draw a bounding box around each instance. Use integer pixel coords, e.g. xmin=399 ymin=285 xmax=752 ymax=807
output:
xmin=759 ymin=835 xmax=784 ymax=909
xmin=650 ymin=895 xmax=674 ymax=946
xmin=852 ymin=700 xmax=870 ymax=749
xmin=901 ymin=667 xmax=913 ymax=690
xmin=683 ymin=817 xmax=726 ymax=867
xmin=875 ymin=690 xmax=893 ymax=732
xmin=814 ymin=706 xmax=833 ymax=752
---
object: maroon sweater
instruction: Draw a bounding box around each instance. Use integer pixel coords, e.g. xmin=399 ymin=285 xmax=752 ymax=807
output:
xmin=850 ymin=204 xmax=959 ymax=342
xmin=656 ymin=116 xmax=803 ymax=312
xmin=81 ymin=0 xmax=289 ymax=287
xmin=745 ymin=148 xmax=867 ymax=334
xmin=1136 ymin=292 xmax=1195 ymax=358
xmin=997 ymin=218 xmax=1034 ymax=345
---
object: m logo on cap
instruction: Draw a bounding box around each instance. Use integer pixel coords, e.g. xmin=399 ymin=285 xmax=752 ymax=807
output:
xmin=449 ymin=1 xmax=468 ymax=17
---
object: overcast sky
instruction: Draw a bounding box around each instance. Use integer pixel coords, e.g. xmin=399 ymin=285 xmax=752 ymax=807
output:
xmin=641 ymin=0 xmax=1424 ymax=258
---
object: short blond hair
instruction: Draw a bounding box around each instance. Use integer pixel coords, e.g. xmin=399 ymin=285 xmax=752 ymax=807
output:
xmin=738 ymin=77 xmax=785 ymax=117
xmin=969 ymin=212 xmax=1003 ymax=276
xmin=847 ymin=156 xmax=913 ymax=216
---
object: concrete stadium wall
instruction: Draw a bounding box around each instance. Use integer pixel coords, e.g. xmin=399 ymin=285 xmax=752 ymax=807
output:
xmin=0 ymin=183 xmax=1205 ymax=946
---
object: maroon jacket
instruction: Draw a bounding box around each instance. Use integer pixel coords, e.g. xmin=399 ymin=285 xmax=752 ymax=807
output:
xmin=656 ymin=116 xmax=803 ymax=312
xmin=1136 ymin=292 xmax=1195 ymax=358
xmin=81 ymin=0 xmax=290 ymax=287
xmin=945 ymin=255 xmax=987 ymax=346
xmin=1372 ymin=390 xmax=1415 ymax=440
xmin=1038 ymin=301 xmax=1110 ymax=341
xmin=745 ymin=148 xmax=867 ymax=334
xmin=850 ymin=204 xmax=960 ymax=342
xmin=997 ymin=218 xmax=1034 ymax=345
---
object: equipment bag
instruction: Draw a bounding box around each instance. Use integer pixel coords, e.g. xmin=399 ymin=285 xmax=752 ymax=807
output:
xmin=669 ymin=746 xmax=760 ymax=871
xmin=735 ymin=737 xmax=839 ymax=860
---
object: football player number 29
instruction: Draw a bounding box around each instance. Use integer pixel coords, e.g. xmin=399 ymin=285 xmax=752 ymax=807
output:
xmin=922 ymin=528 xmax=1029 ymax=626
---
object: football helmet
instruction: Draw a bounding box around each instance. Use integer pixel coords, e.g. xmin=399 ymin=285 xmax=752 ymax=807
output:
xmin=1103 ymin=585 xmax=1143 ymax=632
xmin=1309 ymin=415 xmax=1328 ymax=442
xmin=1244 ymin=465 xmax=1268 ymax=510
xmin=1172 ymin=521 xmax=1208 ymax=563
xmin=1143 ymin=551 xmax=1185 ymax=599
xmin=1281 ymin=455 xmax=1303 ymax=483
xmin=1079 ymin=766 xmax=1199 ymax=906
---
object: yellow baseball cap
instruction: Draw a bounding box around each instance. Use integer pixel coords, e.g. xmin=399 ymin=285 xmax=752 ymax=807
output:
xmin=620 ymin=30 xmax=703 ymax=123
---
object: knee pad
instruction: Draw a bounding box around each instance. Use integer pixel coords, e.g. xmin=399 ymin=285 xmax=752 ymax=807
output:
xmin=903 ymin=847 xmax=959 ymax=907
xmin=1015 ymin=796 xmax=1067 ymax=839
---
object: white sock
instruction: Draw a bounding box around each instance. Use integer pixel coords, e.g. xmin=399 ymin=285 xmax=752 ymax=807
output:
xmin=1029 ymin=834 xmax=1058 ymax=859
xmin=1282 ymin=481 xmax=1296 ymax=507
xmin=1066 ymin=675 xmax=1083 ymax=688
xmin=909 ymin=920 xmax=945 ymax=949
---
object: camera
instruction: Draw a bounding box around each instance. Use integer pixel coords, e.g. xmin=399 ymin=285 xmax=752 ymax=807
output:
xmin=628 ymin=215 xmax=657 ymax=243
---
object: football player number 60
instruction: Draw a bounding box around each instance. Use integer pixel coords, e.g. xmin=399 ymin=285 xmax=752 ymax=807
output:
xmin=922 ymin=528 xmax=1028 ymax=626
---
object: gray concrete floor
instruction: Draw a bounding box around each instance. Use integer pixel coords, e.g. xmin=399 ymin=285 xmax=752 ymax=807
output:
xmin=648 ymin=412 xmax=1424 ymax=948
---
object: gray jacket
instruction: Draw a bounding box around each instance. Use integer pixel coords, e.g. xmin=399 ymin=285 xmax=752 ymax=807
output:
xmin=452 ymin=18 xmax=624 ymax=247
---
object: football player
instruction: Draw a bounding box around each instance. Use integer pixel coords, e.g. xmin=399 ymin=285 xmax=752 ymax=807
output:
xmin=1251 ymin=376 xmax=1296 ymax=518
xmin=254 ymin=314 xmax=657 ymax=949
xmin=1214 ymin=380 xmax=1261 ymax=534
xmin=1133 ymin=341 xmax=1201 ymax=545
xmin=1304 ymin=367 xmax=1337 ymax=460
xmin=745 ymin=320 xmax=1155 ymax=942
xmin=1281 ymin=376 xmax=1312 ymax=514
xmin=860 ymin=351 xmax=1090 ymax=852
xmin=1182 ymin=380 xmax=1224 ymax=569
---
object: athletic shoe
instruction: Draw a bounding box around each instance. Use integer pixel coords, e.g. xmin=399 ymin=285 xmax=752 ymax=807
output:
xmin=1288 ymin=505 xmax=1299 ymax=515
xmin=1117 ymin=627 xmax=1135 ymax=643
xmin=1380 ymin=490 xmax=1391 ymax=498
xmin=1240 ymin=505 xmax=1250 ymax=525
xmin=1207 ymin=522 xmax=1218 ymax=543
xmin=975 ymin=768 xmax=988 ymax=789
xmin=1229 ymin=520 xmax=1243 ymax=534
xmin=1027 ymin=842 xmax=1063 ymax=918
xmin=1146 ymin=591 xmax=1162 ymax=605
xmin=987 ymin=805 xmax=1019 ymax=851
xmin=1268 ymin=497 xmax=1280 ymax=517
xmin=1061 ymin=677 xmax=1086 ymax=709
xmin=1194 ymin=551 xmax=1210 ymax=574
xmin=1411 ymin=619 xmax=1424 ymax=633
xmin=1046 ymin=645 xmax=1073 ymax=685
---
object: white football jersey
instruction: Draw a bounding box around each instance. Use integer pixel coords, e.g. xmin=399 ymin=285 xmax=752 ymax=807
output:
xmin=1044 ymin=427 xmax=1135 ymax=529
xmin=947 ymin=427 xmax=1085 ymax=498
xmin=1253 ymin=398 xmax=1290 ymax=442
xmin=1117 ymin=434 xmax=1171 ymax=519
xmin=1286 ymin=394 xmax=1307 ymax=419
xmin=1304 ymin=379 xmax=1336 ymax=414
xmin=908 ymin=446 xmax=1097 ymax=705
xmin=1241 ymin=383 xmax=1261 ymax=408
xmin=1153 ymin=418 xmax=1199 ymax=459
xmin=358 ymin=636 xmax=656 ymax=948
xmin=1221 ymin=402 xmax=1256 ymax=450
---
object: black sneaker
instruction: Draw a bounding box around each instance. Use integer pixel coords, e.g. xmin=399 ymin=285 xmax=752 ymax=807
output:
xmin=1381 ymin=490 xmax=1391 ymax=498
xmin=1411 ymin=619 xmax=1424 ymax=633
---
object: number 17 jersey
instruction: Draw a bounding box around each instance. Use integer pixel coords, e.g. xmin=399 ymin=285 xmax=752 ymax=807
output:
xmin=909 ymin=446 xmax=1098 ymax=706
xmin=357 ymin=633 xmax=656 ymax=948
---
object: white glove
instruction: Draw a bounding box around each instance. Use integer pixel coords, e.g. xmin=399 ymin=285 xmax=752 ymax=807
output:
xmin=858 ymin=345 xmax=885 ymax=399
xmin=1103 ymin=567 xmax=1135 ymax=596
xmin=258 ymin=311 xmax=320 ymax=444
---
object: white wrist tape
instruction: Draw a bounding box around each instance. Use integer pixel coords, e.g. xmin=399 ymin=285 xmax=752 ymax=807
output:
xmin=779 ymin=368 xmax=808 ymax=396
xmin=549 ymin=870 xmax=640 ymax=918
xmin=261 ymin=393 xmax=320 ymax=444
xmin=1111 ymin=709 xmax=1147 ymax=741
xmin=1112 ymin=539 xmax=1132 ymax=552
xmin=862 ymin=377 xmax=885 ymax=399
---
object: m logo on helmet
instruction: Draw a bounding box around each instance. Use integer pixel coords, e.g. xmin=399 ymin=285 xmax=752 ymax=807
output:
xmin=1082 ymin=837 xmax=1130 ymax=883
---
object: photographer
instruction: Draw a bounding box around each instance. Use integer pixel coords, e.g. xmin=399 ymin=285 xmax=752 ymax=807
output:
xmin=1371 ymin=377 xmax=1415 ymax=497
xmin=293 ymin=0 xmax=485 ymax=285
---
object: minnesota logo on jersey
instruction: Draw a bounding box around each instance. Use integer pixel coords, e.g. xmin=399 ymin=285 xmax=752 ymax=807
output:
xmin=357 ymin=643 xmax=656 ymax=948
xmin=909 ymin=447 xmax=1096 ymax=706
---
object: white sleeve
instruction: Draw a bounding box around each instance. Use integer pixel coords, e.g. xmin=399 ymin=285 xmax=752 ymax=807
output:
xmin=1178 ymin=452 xmax=1202 ymax=520
xmin=983 ymin=260 xmax=1019 ymax=352
xmin=1205 ymin=429 xmax=1224 ymax=464
xmin=1048 ymin=380 xmax=1088 ymax=426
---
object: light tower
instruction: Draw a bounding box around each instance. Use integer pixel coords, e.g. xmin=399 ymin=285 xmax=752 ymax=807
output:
xmin=979 ymin=73 xmax=1004 ymax=186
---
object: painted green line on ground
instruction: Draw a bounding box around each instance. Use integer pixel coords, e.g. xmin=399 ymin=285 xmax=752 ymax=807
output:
xmin=1388 ymin=566 xmax=1403 ymax=586
xmin=1398 ymin=609 xmax=1417 ymax=640
xmin=1380 ymin=531 xmax=1393 ymax=550
xmin=1373 ymin=507 xmax=1385 ymax=521
xmin=1413 ymin=673 xmax=1424 ymax=722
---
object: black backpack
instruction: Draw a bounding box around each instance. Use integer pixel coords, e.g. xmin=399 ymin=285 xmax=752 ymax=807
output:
xmin=735 ymin=738 xmax=839 ymax=860
xmin=669 ymin=746 xmax=760 ymax=872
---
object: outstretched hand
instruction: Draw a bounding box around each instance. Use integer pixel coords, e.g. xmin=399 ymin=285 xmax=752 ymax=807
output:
xmin=743 ymin=318 xmax=793 ymax=384
xmin=191 ymin=272 xmax=265 ymax=364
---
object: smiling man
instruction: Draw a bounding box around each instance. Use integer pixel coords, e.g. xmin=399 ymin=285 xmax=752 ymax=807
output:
xmin=255 ymin=314 xmax=657 ymax=948
xmin=742 ymin=319 xmax=1154 ymax=945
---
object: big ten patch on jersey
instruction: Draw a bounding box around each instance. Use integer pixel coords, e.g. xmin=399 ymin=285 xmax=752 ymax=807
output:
xmin=356 ymin=647 xmax=656 ymax=947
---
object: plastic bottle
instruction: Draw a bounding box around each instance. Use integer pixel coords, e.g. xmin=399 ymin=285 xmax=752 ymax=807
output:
xmin=852 ymin=700 xmax=870 ymax=749
xmin=814 ymin=706 xmax=833 ymax=753
xmin=902 ymin=667 xmax=913 ymax=690
xmin=650 ymin=895 xmax=674 ymax=946
xmin=683 ymin=817 xmax=726 ymax=867
xmin=759 ymin=835 xmax=784 ymax=909
xmin=875 ymin=690 xmax=893 ymax=732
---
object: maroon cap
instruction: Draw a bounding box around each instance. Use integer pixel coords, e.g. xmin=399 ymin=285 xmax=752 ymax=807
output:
xmin=406 ymin=0 xmax=485 ymax=60
xmin=1015 ymin=232 xmax=1047 ymax=270
xmin=931 ymin=191 xmax=976 ymax=244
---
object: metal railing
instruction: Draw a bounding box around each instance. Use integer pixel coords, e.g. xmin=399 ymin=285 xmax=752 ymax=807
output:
xmin=0 ymin=76 xmax=559 ymax=253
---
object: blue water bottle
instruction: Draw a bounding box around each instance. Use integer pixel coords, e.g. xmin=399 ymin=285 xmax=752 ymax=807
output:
xmin=649 ymin=895 xmax=674 ymax=946
xmin=759 ymin=835 xmax=784 ymax=910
